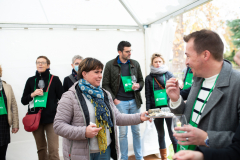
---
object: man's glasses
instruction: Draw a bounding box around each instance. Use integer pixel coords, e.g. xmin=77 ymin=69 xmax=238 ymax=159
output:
xmin=36 ymin=62 xmax=47 ymax=65
xmin=123 ymin=50 xmax=132 ymax=54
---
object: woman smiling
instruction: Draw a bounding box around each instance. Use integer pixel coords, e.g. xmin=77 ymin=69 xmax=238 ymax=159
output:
xmin=21 ymin=56 xmax=63 ymax=160
xmin=53 ymin=57 xmax=150 ymax=160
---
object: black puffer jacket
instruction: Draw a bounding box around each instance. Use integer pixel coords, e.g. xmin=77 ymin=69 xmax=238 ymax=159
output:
xmin=21 ymin=69 xmax=64 ymax=124
xmin=145 ymin=71 xmax=173 ymax=111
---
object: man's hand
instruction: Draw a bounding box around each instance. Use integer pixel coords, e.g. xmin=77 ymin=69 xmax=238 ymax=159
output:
xmin=140 ymin=111 xmax=152 ymax=122
xmin=132 ymin=83 xmax=140 ymax=91
xmin=31 ymin=89 xmax=43 ymax=98
xmin=114 ymin=99 xmax=121 ymax=105
xmin=172 ymin=150 xmax=204 ymax=160
xmin=179 ymin=83 xmax=184 ymax=89
xmin=85 ymin=124 xmax=102 ymax=138
xmin=166 ymin=78 xmax=180 ymax=102
xmin=173 ymin=125 xmax=208 ymax=146
xmin=12 ymin=128 xmax=19 ymax=134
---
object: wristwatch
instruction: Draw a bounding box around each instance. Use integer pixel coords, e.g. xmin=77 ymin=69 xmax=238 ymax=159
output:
xmin=204 ymin=136 xmax=209 ymax=147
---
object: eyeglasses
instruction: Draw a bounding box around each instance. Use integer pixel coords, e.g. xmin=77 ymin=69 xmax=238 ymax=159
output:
xmin=123 ymin=50 xmax=132 ymax=54
xmin=36 ymin=62 xmax=47 ymax=65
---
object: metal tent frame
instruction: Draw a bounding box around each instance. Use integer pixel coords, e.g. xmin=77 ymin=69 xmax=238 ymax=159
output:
xmin=0 ymin=0 xmax=211 ymax=32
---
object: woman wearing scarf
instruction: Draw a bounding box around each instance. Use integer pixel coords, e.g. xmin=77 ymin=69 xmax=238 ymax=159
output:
xmin=21 ymin=56 xmax=63 ymax=160
xmin=0 ymin=65 xmax=19 ymax=160
xmin=145 ymin=53 xmax=177 ymax=160
xmin=63 ymin=55 xmax=83 ymax=92
xmin=53 ymin=57 xmax=150 ymax=160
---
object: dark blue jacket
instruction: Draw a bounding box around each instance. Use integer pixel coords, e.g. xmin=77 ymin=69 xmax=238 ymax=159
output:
xmin=145 ymin=71 xmax=173 ymax=111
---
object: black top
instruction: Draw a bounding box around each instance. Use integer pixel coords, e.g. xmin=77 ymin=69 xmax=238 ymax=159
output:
xmin=197 ymin=124 xmax=240 ymax=160
xmin=21 ymin=69 xmax=64 ymax=124
xmin=116 ymin=63 xmax=135 ymax=101
xmin=0 ymin=87 xmax=10 ymax=146
xmin=145 ymin=71 xmax=173 ymax=111
xmin=63 ymin=69 xmax=77 ymax=92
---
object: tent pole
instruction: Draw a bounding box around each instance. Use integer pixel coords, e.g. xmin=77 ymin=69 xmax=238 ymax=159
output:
xmin=119 ymin=0 xmax=144 ymax=32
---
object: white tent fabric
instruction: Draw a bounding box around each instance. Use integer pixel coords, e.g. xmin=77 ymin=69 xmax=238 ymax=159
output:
xmin=0 ymin=0 xmax=210 ymax=29
xmin=0 ymin=29 xmax=145 ymax=160
xmin=145 ymin=20 xmax=177 ymax=73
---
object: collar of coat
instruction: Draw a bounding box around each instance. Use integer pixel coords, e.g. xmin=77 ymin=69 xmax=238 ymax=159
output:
xmin=113 ymin=56 xmax=135 ymax=68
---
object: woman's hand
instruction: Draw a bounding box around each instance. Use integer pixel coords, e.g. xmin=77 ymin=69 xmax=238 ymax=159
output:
xmin=166 ymin=78 xmax=180 ymax=102
xmin=12 ymin=128 xmax=19 ymax=134
xmin=172 ymin=150 xmax=204 ymax=160
xmin=31 ymin=89 xmax=43 ymax=98
xmin=85 ymin=124 xmax=102 ymax=138
xmin=140 ymin=111 xmax=152 ymax=122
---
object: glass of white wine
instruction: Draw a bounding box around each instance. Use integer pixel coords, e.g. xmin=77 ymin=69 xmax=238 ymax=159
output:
xmin=171 ymin=114 xmax=187 ymax=134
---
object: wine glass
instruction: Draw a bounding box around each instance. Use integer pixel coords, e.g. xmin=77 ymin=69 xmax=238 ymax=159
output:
xmin=38 ymin=80 xmax=45 ymax=96
xmin=171 ymin=114 xmax=187 ymax=134
xmin=131 ymin=75 xmax=137 ymax=84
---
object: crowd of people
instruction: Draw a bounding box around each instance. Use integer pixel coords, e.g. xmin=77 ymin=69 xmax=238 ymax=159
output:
xmin=0 ymin=29 xmax=240 ymax=160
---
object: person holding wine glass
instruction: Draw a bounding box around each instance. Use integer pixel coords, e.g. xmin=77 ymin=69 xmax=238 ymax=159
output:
xmin=166 ymin=30 xmax=240 ymax=151
xmin=102 ymin=41 xmax=144 ymax=160
xmin=145 ymin=53 xmax=177 ymax=159
xmin=21 ymin=56 xmax=64 ymax=160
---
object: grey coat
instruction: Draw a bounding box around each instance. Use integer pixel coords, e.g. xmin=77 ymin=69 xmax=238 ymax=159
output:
xmin=170 ymin=60 xmax=240 ymax=149
xmin=53 ymin=82 xmax=142 ymax=160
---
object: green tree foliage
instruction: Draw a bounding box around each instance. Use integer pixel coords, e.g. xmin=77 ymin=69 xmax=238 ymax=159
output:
xmin=227 ymin=19 xmax=240 ymax=49
xmin=224 ymin=50 xmax=237 ymax=66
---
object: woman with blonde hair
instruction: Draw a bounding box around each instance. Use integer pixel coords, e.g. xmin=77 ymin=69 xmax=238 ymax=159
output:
xmin=0 ymin=65 xmax=19 ymax=160
xmin=145 ymin=53 xmax=177 ymax=160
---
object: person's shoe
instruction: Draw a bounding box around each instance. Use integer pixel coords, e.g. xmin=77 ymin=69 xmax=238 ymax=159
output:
xmin=160 ymin=148 xmax=167 ymax=160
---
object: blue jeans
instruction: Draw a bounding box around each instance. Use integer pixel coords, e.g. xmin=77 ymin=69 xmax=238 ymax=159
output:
xmin=116 ymin=99 xmax=142 ymax=160
xmin=90 ymin=145 xmax=111 ymax=160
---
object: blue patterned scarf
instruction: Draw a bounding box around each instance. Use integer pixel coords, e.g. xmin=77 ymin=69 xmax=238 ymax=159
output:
xmin=78 ymin=79 xmax=113 ymax=153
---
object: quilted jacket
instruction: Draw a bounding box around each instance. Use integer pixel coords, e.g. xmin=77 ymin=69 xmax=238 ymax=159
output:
xmin=53 ymin=82 xmax=142 ymax=160
xmin=102 ymin=56 xmax=144 ymax=108
xmin=2 ymin=81 xmax=19 ymax=129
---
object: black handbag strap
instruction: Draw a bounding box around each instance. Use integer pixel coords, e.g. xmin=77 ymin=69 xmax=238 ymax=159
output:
xmin=69 ymin=74 xmax=77 ymax=84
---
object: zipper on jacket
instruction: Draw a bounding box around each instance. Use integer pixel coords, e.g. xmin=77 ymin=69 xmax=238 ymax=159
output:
xmin=69 ymin=140 xmax=73 ymax=160
xmin=74 ymin=91 xmax=91 ymax=160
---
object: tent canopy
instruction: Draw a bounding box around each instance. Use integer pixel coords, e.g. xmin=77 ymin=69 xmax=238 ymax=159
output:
xmin=0 ymin=0 xmax=210 ymax=30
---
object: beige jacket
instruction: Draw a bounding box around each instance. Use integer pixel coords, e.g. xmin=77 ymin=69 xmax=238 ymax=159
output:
xmin=2 ymin=81 xmax=19 ymax=128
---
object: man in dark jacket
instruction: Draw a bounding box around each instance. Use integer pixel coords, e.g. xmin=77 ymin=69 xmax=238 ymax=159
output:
xmin=63 ymin=55 xmax=83 ymax=92
xmin=102 ymin=41 xmax=144 ymax=160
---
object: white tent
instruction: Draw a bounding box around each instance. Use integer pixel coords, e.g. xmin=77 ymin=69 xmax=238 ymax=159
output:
xmin=0 ymin=0 xmax=210 ymax=160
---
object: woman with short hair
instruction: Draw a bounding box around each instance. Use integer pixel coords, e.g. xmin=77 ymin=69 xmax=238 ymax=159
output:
xmin=53 ymin=57 xmax=150 ymax=160
xmin=145 ymin=53 xmax=177 ymax=160
xmin=0 ymin=65 xmax=19 ymax=160
xmin=21 ymin=56 xmax=63 ymax=160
